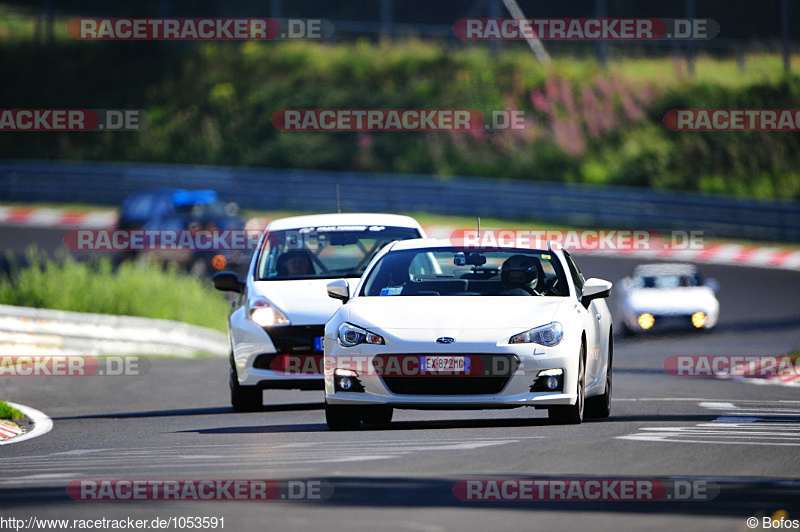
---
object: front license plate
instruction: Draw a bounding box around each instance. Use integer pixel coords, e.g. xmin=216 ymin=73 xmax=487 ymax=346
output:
xmin=419 ymin=355 xmax=470 ymax=373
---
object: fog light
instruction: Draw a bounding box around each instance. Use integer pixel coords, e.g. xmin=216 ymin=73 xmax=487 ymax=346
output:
xmin=531 ymin=368 xmax=564 ymax=393
xmin=333 ymin=369 xmax=364 ymax=393
xmin=638 ymin=313 xmax=655 ymax=330
xmin=691 ymin=312 xmax=707 ymax=328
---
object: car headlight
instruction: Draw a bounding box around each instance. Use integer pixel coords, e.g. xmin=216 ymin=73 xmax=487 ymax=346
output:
xmin=249 ymin=297 xmax=290 ymax=327
xmin=509 ymin=322 xmax=563 ymax=346
xmin=338 ymin=322 xmax=385 ymax=347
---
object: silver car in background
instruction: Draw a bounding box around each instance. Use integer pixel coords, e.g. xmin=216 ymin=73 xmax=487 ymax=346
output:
xmin=616 ymin=263 xmax=719 ymax=334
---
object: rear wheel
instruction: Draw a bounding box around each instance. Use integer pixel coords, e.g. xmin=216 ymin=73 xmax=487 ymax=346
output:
xmin=549 ymin=344 xmax=585 ymax=425
xmin=362 ymin=406 xmax=393 ymax=426
xmin=586 ymin=334 xmax=612 ymax=419
xmin=325 ymin=402 xmax=363 ymax=431
xmin=229 ymin=367 xmax=263 ymax=412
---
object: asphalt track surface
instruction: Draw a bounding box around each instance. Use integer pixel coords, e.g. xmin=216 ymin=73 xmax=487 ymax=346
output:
xmin=1 ymin=225 xmax=800 ymax=532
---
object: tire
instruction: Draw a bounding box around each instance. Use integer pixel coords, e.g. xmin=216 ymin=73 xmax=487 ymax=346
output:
xmin=549 ymin=343 xmax=585 ymax=425
xmin=325 ymin=402 xmax=363 ymax=431
xmin=586 ymin=333 xmax=612 ymax=419
xmin=229 ymin=367 xmax=263 ymax=412
xmin=362 ymin=406 xmax=393 ymax=426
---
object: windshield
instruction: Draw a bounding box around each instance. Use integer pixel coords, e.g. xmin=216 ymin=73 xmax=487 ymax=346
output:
xmin=256 ymin=225 xmax=421 ymax=280
xmin=633 ymin=273 xmax=700 ymax=289
xmin=362 ymin=248 xmax=569 ymax=297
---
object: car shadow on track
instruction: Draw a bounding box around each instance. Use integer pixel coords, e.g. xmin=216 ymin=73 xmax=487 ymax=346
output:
xmin=51 ymin=403 xmax=323 ymax=421
xmin=177 ymin=416 xmax=565 ymax=435
xmin=593 ymin=414 xmax=718 ymax=423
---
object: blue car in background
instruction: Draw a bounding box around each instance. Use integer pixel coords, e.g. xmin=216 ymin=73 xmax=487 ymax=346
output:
xmin=117 ymin=188 xmax=248 ymax=276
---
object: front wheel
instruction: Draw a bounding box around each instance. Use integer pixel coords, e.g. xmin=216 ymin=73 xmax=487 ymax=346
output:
xmin=586 ymin=335 xmax=612 ymax=419
xmin=229 ymin=367 xmax=263 ymax=412
xmin=548 ymin=344 xmax=585 ymax=425
xmin=325 ymin=402 xmax=363 ymax=431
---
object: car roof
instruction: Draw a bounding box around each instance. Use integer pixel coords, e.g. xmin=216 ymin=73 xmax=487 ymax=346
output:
xmin=387 ymin=237 xmax=551 ymax=252
xmin=266 ymin=213 xmax=424 ymax=231
xmin=632 ymin=263 xmax=698 ymax=276
xmin=171 ymin=189 xmax=219 ymax=206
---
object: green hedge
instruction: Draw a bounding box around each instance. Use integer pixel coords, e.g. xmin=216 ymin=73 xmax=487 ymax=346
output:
xmin=1 ymin=39 xmax=798 ymax=199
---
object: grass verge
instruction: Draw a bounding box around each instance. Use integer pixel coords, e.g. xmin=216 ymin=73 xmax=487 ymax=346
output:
xmin=0 ymin=248 xmax=230 ymax=332
xmin=0 ymin=400 xmax=24 ymax=420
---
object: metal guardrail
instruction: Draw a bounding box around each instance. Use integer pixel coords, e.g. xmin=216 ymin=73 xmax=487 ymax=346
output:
xmin=1 ymin=159 xmax=799 ymax=242
xmin=0 ymin=303 xmax=228 ymax=357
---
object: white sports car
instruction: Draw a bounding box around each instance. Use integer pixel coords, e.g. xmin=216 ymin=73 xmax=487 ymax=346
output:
xmin=213 ymin=213 xmax=426 ymax=411
xmin=616 ymin=263 xmax=720 ymax=334
xmin=323 ymin=239 xmax=614 ymax=430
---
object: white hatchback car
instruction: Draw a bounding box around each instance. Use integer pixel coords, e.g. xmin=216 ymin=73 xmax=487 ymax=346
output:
xmin=213 ymin=213 xmax=426 ymax=411
xmin=323 ymin=239 xmax=614 ymax=430
xmin=616 ymin=263 xmax=720 ymax=334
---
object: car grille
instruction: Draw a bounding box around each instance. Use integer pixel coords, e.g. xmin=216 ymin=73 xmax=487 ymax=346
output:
xmin=253 ymin=325 xmax=324 ymax=371
xmin=651 ymin=315 xmax=694 ymax=329
xmin=377 ymin=354 xmax=518 ymax=396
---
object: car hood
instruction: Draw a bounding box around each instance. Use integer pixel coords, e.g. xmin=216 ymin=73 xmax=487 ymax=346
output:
xmin=624 ymin=287 xmax=718 ymax=313
xmin=345 ymin=296 xmax=567 ymax=331
xmin=251 ymin=279 xmax=351 ymax=325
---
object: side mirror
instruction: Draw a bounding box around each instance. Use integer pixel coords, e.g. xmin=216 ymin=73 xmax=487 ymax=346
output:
xmin=581 ymin=278 xmax=612 ymax=308
xmin=327 ymin=279 xmax=350 ymax=303
xmin=213 ymin=271 xmax=244 ymax=293
xmin=704 ymin=278 xmax=720 ymax=292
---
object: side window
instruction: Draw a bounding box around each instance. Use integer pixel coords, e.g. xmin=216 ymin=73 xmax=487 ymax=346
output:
xmin=563 ymin=251 xmax=585 ymax=298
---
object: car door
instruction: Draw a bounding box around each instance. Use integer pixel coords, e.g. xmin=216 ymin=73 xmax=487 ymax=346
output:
xmin=563 ymin=251 xmax=602 ymax=390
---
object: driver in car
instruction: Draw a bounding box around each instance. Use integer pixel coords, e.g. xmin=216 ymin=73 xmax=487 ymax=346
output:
xmin=500 ymin=254 xmax=543 ymax=296
xmin=277 ymin=250 xmax=315 ymax=276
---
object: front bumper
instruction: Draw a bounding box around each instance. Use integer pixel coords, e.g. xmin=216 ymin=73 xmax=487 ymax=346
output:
xmin=622 ymin=308 xmax=719 ymax=332
xmin=324 ymin=338 xmax=581 ymax=408
xmin=230 ymin=307 xmax=326 ymax=388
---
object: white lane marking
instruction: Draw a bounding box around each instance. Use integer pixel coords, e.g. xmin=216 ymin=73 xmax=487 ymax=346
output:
xmin=0 ymin=438 xmax=523 ymax=482
xmin=2 ymin=442 xmax=520 ymax=469
xmin=699 ymin=402 xmax=738 ymax=410
xmin=0 ymin=402 xmax=52 ymax=446
xmin=711 ymin=412 xmax=800 ymax=418
xmin=618 ymin=401 xmax=800 ymax=447
xmin=7 ymin=473 xmax=81 ymax=480
xmin=51 ymin=448 xmax=113 ymax=455
xmin=618 ymin=435 xmax=800 ymax=446
xmin=703 ymin=421 xmax=800 ymax=430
